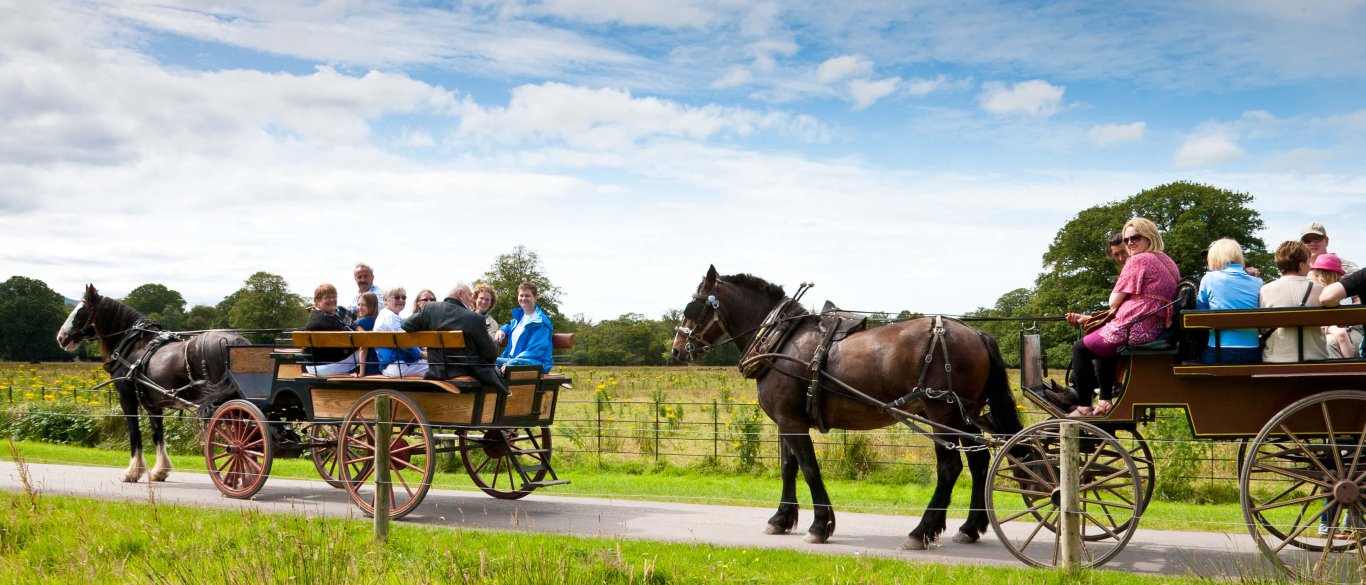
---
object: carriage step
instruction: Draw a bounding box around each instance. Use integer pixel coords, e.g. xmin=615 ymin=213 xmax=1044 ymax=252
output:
xmin=433 ymin=433 xmax=460 ymax=441
xmin=511 ymin=448 xmax=550 ymax=455
xmin=526 ymin=479 xmax=570 ymax=488
xmin=519 ymin=464 xmax=547 ymax=474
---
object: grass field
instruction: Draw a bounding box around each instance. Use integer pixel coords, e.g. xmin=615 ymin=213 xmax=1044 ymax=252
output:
xmin=0 ymin=488 xmax=1222 ymax=585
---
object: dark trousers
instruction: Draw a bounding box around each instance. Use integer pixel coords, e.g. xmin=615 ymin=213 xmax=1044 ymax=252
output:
xmin=1071 ymin=338 xmax=1116 ymax=406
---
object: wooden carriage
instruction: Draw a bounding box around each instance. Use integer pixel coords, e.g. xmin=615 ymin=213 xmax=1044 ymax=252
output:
xmin=996 ymin=304 xmax=1366 ymax=581
xmin=204 ymin=330 xmax=573 ymax=519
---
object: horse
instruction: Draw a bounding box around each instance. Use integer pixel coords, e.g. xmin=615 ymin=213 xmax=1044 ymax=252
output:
xmin=671 ymin=266 xmax=1023 ymax=549
xmin=56 ymin=285 xmax=248 ymax=483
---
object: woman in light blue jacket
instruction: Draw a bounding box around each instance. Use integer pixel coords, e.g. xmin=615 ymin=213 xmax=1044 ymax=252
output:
xmin=495 ymin=282 xmax=554 ymax=373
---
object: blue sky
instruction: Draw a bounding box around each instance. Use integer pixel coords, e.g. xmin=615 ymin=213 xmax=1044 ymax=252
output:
xmin=3 ymin=0 xmax=1365 ymax=320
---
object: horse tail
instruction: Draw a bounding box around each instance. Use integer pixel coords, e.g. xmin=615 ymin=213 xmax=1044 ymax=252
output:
xmin=192 ymin=331 xmax=248 ymax=420
xmin=980 ymin=332 xmax=1023 ymax=437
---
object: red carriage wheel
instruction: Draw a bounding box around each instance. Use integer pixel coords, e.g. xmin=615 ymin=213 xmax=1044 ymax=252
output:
xmin=204 ymin=399 xmax=273 ymax=499
xmin=337 ymin=390 xmax=435 ymax=520
xmin=458 ymin=427 xmax=553 ymax=500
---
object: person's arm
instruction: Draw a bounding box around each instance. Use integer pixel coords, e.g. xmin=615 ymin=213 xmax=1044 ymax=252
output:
xmin=470 ymin=324 xmax=500 ymax=362
xmin=1322 ymin=282 xmax=1348 ymax=307
xmin=511 ymin=324 xmax=553 ymax=364
xmin=401 ymin=311 xmax=426 ymax=333
xmin=1108 ymin=291 xmax=1129 ymax=308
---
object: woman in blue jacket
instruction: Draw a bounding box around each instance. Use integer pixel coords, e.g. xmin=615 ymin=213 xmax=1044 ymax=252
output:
xmin=495 ymin=282 xmax=554 ymax=373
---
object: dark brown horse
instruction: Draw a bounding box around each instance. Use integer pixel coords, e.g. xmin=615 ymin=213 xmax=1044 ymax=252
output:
xmin=56 ymin=285 xmax=247 ymax=483
xmin=671 ymin=267 xmax=1022 ymax=549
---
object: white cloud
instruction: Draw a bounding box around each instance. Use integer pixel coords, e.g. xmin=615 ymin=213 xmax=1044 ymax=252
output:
xmin=848 ymin=77 xmax=900 ymax=110
xmin=978 ymin=80 xmax=1065 ymax=117
xmin=1174 ymin=128 xmax=1245 ymax=168
xmin=815 ymin=55 xmax=874 ymax=85
xmin=711 ymin=68 xmax=752 ymax=89
xmin=456 ymin=82 xmax=830 ymax=149
xmin=536 ymin=0 xmax=723 ymax=28
xmin=1086 ymin=122 xmax=1146 ymax=147
xmin=904 ymin=74 xmax=972 ymax=97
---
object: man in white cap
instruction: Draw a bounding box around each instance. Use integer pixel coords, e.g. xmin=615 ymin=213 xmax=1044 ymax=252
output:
xmin=1301 ymin=222 xmax=1358 ymax=275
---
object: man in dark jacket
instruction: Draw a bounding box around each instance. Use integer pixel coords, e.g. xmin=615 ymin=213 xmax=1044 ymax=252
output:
xmin=402 ymin=282 xmax=508 ymax=395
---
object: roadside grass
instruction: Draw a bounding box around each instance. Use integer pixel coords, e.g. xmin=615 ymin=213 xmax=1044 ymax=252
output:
xmin=0 ymin=490 xmax=1219 ymax=585
xmin=2 ymin=441 xmax=1247 ymax=535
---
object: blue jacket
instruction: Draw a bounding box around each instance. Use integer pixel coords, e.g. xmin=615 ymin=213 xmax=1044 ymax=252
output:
xmin=1196 ymin=264 xmax=1263 ymax=348
xmin=499 ymin=306 xmax=554 ymax=372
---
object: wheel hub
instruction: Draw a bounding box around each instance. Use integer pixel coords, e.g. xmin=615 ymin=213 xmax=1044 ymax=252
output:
xmin=1332 ymin=480 xmax=1361 ymax=505
xmin=1050 ymin=488 xmax=1061 ymax=508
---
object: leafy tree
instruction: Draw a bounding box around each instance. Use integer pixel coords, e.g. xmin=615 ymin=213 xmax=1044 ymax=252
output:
xmin=1027 ymin=181 xmax=1271 ymax=364
xmin=0 ymin=276 xmax=71 ymax=361
xmin=122 ymin=283 xmax=187 ymax=330
xmin=479 ymin=245 xmax=565 ymax=326
xmin=214 ymin=290 xmax=241 ymax=329
xmin=574 ymin=313 xmax=671 ymax=366
xmin=226 ymin=272 xmax=308 ymax=342
xmin=182 ymin=305 xmax=220 ymax=331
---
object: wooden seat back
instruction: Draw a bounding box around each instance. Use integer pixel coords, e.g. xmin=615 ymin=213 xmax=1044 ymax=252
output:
xmin=291 ymin=330 xmax=467 ymax=349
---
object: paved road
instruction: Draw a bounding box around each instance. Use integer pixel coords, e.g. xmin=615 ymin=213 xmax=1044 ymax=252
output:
xmin=1 ymin=461 xmax=1273 ymax=578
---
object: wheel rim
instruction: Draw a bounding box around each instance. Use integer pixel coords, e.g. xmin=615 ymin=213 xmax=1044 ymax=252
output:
xmin=307 ymin=423 xmax=351 ymax=489
xmin=1241 ymin=390 xmax=1366 ymax=584
xmin=204 ymin=400 xmax=272 ymax=499
xmin=337 ymin=390 xmax=435 ymax=519
xmin=987 ymin=420 xmax=1142 ymax=568
xmin=458 ymin=427 xmax=552 ymax=500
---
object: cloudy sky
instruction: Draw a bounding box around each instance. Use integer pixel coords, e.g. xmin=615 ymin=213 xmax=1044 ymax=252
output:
xmin=3 ymin=0 xmax=1365 ymax=321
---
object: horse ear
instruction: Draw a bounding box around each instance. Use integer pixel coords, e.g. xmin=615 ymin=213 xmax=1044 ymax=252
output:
xmin=704 ymin=265 xmax=718 ymax=288
xmin=84 ymin=284 xmax=100 ymax=303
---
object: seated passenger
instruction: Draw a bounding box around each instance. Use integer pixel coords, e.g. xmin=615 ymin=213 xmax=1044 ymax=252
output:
xmin=473 ymin=283 xmax=500 ymax=338
xmin=354 ymin=292 xmax=380 ymax=375
xmin=374 ymin=287 xmax=429 ymax=378
xmin=1309 ymin=254 xmax=1362 ymax=358
xmin=494 ymin=282 xmax=554 ymax=374
xmin=1065 ymin=218 xmax=1180 ymax=418
xmin=1197 ymin=238 xmax=1263 ymax=364
xmin=1260 ymin=241 xmax=1328 ymax=362
xmin=302 ymin=283 xmax=356 ymax=375
xmin=410 ymin=289 xmax=437 ymax=317
xmin=402 ymin=282 xmax=507 ymax=395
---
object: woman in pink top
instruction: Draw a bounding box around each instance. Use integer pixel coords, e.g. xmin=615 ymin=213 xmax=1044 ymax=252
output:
xmin=1069 ymin=217 xmax=1181 ymax=416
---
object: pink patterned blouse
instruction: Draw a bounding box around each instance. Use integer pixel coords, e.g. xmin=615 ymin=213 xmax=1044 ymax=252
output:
xmin=1087 ymin=251 xmax=1181 ymax=355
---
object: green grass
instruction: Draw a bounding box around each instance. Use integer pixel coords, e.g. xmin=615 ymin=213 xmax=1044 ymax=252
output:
xmin=0 ymin=489 xmax=1219 ymax=585
xmin=3 ymin=441 xmax=1247 ymax=534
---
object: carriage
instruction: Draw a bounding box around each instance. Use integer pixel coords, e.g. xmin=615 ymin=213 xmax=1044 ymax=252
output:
xmin=205 ymin=330 xmax=574 ymax=519
xmin=1001 ymin=303 xmax=1366 ymax=582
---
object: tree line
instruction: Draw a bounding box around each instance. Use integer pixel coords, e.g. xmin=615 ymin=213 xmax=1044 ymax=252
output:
xmin=2 ymin=182 xmax=1277 ymax=368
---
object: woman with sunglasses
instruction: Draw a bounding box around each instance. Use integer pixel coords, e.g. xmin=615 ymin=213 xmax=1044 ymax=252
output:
xmin=1068 ymin=217 xmax=1181 ymax=417
xmin=410 ymin=289 xmax=437 ymax=316
xmin=373 ymin=286 xmax=429 ymax=378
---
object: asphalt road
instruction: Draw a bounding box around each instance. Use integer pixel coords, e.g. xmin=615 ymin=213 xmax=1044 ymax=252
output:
xmin=1 ymin=461 xmax=1277 ymax=578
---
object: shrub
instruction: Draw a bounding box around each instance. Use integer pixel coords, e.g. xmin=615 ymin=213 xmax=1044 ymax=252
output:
xmin=7 ymin=402 xmax=101 ymax=446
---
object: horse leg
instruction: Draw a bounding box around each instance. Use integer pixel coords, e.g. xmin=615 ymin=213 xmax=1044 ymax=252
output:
xmin=148 ymin=408 xmax=173 ymax=482
xmin=787 ymin=432 xmax=835 ymax=544
xmin=118 ymin=386 xmax=146 ymax=483
xmin=765 ymin=437 xmax=800 ymax=535
xmin=952 ymin=445 xmax=991 ymax=543
xmin=903 ymin=442 xmax=962 ymax=550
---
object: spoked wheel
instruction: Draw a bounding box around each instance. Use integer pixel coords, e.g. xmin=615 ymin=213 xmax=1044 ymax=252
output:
xmin=337 ymin=390 xmax=435 ymax=519
xmin=1108 ymin=426 xmax=1156 ymax=518
xmin=458 ymin=427 xmax=552 ymax=500
xmin=204 ymin=400 xmax=273 ymax=499
xmin=307 ymin=422 xmax=362 ymax=489
xmin=987 ymin=420 xmax=1143 ymax=568
xmin=1241 ymin=390 xmax=1366 ymax=584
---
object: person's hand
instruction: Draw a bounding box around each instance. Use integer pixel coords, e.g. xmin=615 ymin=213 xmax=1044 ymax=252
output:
xmin=1065 ymin=312 xmax=1085 ymax=326
xmin=494 ymin=330 xmax=506 ymax=344
xmin=1244 ymin=266 xmax=1261 ymax=277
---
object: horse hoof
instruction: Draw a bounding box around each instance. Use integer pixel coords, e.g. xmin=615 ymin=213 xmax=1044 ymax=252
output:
xmin=765 ymin=524 xmax=791 ymax=535
xmin=121 ymin=471 xmax=143 ymax=483
xmin=952 ymin=531 xmax=979 ymax=544
xmin=803 ymin=531 xmax=828 ymax=544
xmin=150 ymin=469 xmax=171 ymax=482
xmin=901 ymin=535 xmax=928 ymax=551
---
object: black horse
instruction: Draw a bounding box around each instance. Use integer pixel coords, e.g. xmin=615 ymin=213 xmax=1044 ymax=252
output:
xmin=56 ymin=285 xmax=247 ymax=483
xmin=671 ymin=267 xmax=1022 ymax=549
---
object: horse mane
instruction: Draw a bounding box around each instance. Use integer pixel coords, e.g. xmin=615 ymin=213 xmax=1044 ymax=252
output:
xmin=723 ymin=273 xmax=786 ymax=299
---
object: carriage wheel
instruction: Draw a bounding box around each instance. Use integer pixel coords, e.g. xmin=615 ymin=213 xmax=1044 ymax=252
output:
xmin=337 ymin=390 xmax=435 ymax=520
xmin=986 ymin=420 xmax=1142 ymax=568
xmin=307 ymin=422 xmax=367 ymax=489
xmin=1241 ymin=390 xmax=1366 ymax=584
xmin=458 ymin=427 xmax=552 ymax=500
xmin=1110 ymin=426 xmax=1155 ymax=517
xmin=204 ymin=400 xmax=273 ymax=499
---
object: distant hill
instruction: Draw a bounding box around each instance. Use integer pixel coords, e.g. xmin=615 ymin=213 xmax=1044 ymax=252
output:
xmin=64 ymin=297 xmax=78 ymax=307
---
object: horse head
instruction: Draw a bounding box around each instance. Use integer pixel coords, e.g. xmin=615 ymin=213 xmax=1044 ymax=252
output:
xmin=56 ymin=284 xmax=104 ymax=351
xmin=671 ymin=265 xmax=726 ymax=362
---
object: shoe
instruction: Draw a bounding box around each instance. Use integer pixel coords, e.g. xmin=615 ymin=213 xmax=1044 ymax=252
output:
xmin=1043 ymin=387 xmax=1078 ymax=408
xmin=1091 ymin=400 xmax=1113 ymax=416
xmin=1066 ymin=406 xmax=1094 ymax=418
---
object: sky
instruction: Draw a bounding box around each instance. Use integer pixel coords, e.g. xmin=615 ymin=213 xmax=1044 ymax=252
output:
xmin=3 ymin=0 xmax=1366 ymax=322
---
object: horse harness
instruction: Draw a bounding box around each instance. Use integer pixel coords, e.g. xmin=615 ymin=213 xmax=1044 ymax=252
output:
xmin=103 ymin=319 xmax=213 ymax=410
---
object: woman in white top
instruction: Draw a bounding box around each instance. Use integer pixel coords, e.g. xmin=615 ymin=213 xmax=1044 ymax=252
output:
xmin=374 ymin=287 xmax=429 ymax=378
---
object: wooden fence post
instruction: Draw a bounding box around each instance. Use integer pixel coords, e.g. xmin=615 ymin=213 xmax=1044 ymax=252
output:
xmin=712 ymin=400 xmax=718 ymax=463
xmin=374 ymin=395 xmax=391 ymax=541
xmin=1059 ymin=421 xmax=1082 ymax=573
xmin=653 ymin=398 xmax=660 ymax=463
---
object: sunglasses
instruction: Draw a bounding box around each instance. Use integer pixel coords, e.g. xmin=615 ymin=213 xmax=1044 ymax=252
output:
xmin=1302 ymin=235 xmax=1325 ymax=244
xmin=417 ymin=297 xmax=435 ymax=302
xmin=1123 ymin=234 xmax=1146 ymax=245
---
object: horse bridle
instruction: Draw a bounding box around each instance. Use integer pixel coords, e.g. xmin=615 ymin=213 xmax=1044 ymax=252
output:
xmin=676 ymin=291 xmax=728 ymax=357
